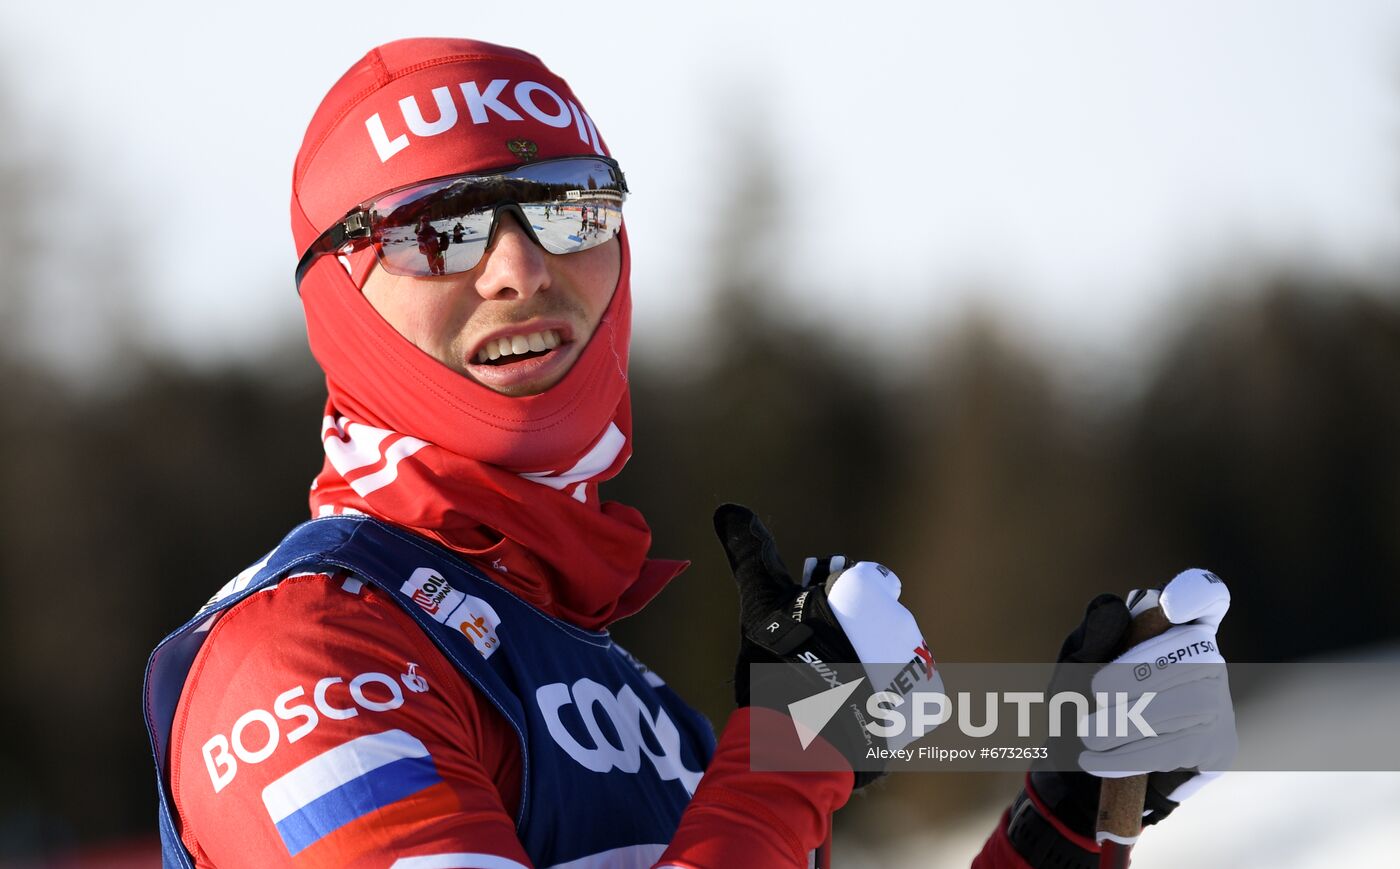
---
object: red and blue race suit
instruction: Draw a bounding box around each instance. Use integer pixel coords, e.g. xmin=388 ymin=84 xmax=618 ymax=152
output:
xmin=144 ymin=517 xmax=1029 ymax=868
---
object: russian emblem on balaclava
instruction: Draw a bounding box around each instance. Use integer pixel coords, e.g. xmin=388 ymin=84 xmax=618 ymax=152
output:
xmin=506 ymin=139 xmax=539 ymax=162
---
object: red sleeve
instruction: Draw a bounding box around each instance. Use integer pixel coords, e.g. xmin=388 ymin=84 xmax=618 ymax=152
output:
xmin=171 ymin=572 xmax=532 ymax=869
xmin=657 ymin=707 xmax=853 ymax=869
xmin=971 ymin=809 xmax=1033 ymax=869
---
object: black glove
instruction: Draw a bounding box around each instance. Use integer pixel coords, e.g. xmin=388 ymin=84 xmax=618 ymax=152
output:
xmin=712 ymin=504 xmax=885 ymax=788
xmin=1005 ymin=594 xmax=1174 ymax=869
xmin=1029 ymin=594 xmax=1188 ymax=837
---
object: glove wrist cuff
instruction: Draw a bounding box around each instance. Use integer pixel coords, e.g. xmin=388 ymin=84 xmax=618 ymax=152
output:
xmin=1006 ymin=781 xmax=1102 ymax=869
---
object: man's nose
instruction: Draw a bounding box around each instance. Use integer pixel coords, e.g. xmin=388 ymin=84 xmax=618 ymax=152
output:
xmin=474 ymin=212 xmax=549 ymax=301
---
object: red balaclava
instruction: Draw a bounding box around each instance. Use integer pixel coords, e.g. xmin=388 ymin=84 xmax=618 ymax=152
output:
xmin=291 ymin=38 xmax=683 ymax=630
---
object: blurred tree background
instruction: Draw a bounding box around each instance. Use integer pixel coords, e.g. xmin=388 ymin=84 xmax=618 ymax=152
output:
xmin=1 ymin=87 xmax=1398 ymax=865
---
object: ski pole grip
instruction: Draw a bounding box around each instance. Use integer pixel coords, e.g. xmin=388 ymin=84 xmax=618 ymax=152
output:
xmin=1096 ymin=605 xmax=1173 ymax=866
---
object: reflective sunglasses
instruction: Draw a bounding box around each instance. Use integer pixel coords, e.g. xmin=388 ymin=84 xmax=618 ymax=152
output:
xmin=295 ymin=156 xmax=627 ymax=289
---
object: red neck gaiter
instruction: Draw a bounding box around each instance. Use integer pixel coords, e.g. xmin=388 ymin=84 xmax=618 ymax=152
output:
xmin=290 ymin=38 xmax=684 ymax=630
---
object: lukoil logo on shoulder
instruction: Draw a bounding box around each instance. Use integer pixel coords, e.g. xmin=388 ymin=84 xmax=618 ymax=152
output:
xmin=402 ymin=567 xmax=504 ymax=659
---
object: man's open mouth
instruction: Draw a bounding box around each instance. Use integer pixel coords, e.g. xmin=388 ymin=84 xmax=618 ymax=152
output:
xmin=472 ymin=329 xmax=564 ymax=366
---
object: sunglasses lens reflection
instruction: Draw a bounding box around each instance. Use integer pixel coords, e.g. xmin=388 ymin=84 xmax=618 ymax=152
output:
xmin=369 ymin=159 xmax=625 ymax=278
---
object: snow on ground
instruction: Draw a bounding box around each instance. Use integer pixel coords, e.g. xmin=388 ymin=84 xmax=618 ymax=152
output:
xmin=835 ymin=772 xmax=1400 ymax=868
xmin=1128 ymin=771 xmax=1400 ymax=869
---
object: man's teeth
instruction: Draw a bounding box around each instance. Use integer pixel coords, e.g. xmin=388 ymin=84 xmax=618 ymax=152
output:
xmin=476 ymin=329 xmax=562 ymax=363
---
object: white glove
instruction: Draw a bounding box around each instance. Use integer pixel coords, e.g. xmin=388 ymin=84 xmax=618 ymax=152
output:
xmin=1080 ymin=568 xmax=1237 ymax=802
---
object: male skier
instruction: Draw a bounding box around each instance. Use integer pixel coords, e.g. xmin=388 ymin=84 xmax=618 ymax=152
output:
xmin=143 ymin=38 xmax=1233 ymax=868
